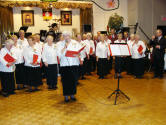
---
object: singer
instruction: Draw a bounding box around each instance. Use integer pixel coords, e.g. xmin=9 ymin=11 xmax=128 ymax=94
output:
xmin=57 ymin=31 xmax=82 ymax=102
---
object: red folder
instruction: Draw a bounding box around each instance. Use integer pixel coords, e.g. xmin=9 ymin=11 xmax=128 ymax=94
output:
xmin=138 ymin=45 xmax=143 ymax=53
xmin=33 ymin=54 xmax=38 ymax=64
xmin=4 ymin=53 xmax=15 ymax=63
xmin=89 ymin=47 xmax=93 ymax=54
xmin=65 ymin=46 xmax=85 ymax=57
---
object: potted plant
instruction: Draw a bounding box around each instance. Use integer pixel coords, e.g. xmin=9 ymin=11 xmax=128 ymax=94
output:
xmin=107 ymin=13 xmax=124 ymax=33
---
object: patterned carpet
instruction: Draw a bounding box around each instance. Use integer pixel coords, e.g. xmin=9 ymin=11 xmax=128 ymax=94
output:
xmin=0 ymin=72 xmax=166 ymax=125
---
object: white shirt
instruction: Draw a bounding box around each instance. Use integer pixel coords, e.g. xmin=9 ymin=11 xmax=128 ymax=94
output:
xmin=0 ymin=47 xmax=15 ymax=72
xmin=127 ymin=40 xmax=135 ymax=55
xmin=78 ymin=40 xmax=86 ymax=61
xmin=114 ymin=39 xmax=126 ymax=43
xmin=57 ymin=39 xmax=81 ymax=67
xmin=84 ymin=39 xmax=95 ymax=55
xmin=11 ymin=44 xmax=24 ymax=64
xmin=96 ymin=41 xmax=110 ymax=58
xmin=35 ymin=41 xmax=44 ymax=54
xmin=23 ymin=45 xmax=41 ymax=67
xmin=105 ymin=39 xmax=112 ymax=44
xmin=131 ymin=40 xmax=146 ymax=59
xmin=42 ymin=43 xmax=58 ymax=64
xmin=158 ymin=36 xmax=162 ymax=42
xmin=17 ymin=38 xmax=29 ymax=48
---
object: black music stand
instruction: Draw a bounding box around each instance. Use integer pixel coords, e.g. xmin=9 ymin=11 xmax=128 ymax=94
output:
xmin=108 ymin=43 xmax=130 ymax=105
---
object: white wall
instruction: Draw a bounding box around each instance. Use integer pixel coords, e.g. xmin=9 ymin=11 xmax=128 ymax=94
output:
xmin=128 ymin=0 xmax=166 ymax=41
xmin=13 ymin=7 xmax=80 ymax=34
xmin=93 ymin=0 xmax=128 ymax=34
xmin=12 ymin=0 xmax=128 ymax=35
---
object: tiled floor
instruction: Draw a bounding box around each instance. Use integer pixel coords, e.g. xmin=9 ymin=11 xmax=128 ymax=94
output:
xmin=0 ymin=72 xmax=166 ymax=125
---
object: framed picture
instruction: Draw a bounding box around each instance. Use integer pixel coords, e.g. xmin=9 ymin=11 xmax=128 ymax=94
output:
xmin=61 ymin=11 xmax=72 ymax=25
xmin=21 ymin=10 xmax=34 ymax=26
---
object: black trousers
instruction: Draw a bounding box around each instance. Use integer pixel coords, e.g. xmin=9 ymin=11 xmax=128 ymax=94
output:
xmin=60 ymin=66 xmax=78 ymax=96
xmin=45 ymin=64 xmax=58 ymax=87
xmin=25 ymin=66 xmax=42 ymax=87
xmin=41 ymin=61 xmax=46 ymax=79
xmin=115 ymin=57 xmax=124 ymax=73
xmin=97 ymin=58 xmax=108 ymax=77
xmin=153 ymin=52 xmax=164 ymax=77
xmin=79 ymin=63 xmax=85 ymax=78
xmin=15 ymin=63 xmax=25 ymax=84
xmin=91 ymin=55 xmax=96 ymax=72
xmin=125 ymin=57 xmax=133 ymax=74
xmin=133 ymin=58 xmax=145 ymax=77
xmin=84 ymin=57 xmax=91 ymax=74
xmin=107 ymin=57 xmax=113 ymax=73
xmin=1 ymin=72 xmax=15 ymax=94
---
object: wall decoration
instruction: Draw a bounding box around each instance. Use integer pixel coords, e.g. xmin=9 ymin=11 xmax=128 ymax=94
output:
xmin=43 ymin=9 xmax=52 ymax=21
xmin=41 ymin=0 xmax=58 ymax=1
xmin=61 ymin=11 xmax=72 ymax=25
xmin=91 ymin=0 xmax=119 ymax=11
xmin=21 ymin=10 xmax=34 ymax=26
xmin=0 ymin=1 xmax=92 ymax=9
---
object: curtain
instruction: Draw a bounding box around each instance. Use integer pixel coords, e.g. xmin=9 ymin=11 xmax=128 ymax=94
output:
xmin=80 ymin=8 xmax=93 ymax=34
xmin=0 ymin=7 xmax=14 ymax=35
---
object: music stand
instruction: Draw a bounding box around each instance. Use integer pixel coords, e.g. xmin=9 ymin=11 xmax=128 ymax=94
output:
xmin=108 ymin=43 xmax=130 ymax=105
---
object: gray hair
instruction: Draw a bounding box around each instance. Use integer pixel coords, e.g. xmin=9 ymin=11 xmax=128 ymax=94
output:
xmin=86 ymin=33 xmax=92 ymax=38
xmin=62 ymin=31 xmax=72 ymax=37
xmin=5 ymin=39 xmax=14 ymax=46
xmin=135 ymin=34 xmax=140 ymax=39
xmin=130 ymin=34 xmax=135 ymax=38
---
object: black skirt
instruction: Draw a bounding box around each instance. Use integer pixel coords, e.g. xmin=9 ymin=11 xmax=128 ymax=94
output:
xmin=97 ymin=58 xmax=108 ymax=77
xmin=15 ymin=63 xmax=26 ymax=84
xmin=1 ymin=72 xmax=15 ymax=94
xmin=45 ymin=64 xmax=58 ymax=86
xmin=24 ymin=66 xmax=42 ymax=87
xmin=133 ymin=58 xmax=145 ymax=77
xmin=60 ymin=66 xmax=79 ymax=96
xmin=125 ymin=57 xmax=133 ymax=74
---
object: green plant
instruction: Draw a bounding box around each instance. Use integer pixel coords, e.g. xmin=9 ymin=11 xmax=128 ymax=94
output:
xmin=108 ymin=13 xmax=124 ymax=31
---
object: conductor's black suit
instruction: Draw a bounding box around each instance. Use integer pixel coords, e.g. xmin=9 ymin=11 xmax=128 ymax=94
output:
xmin=150 ymin=36 xmax=166 ymax=77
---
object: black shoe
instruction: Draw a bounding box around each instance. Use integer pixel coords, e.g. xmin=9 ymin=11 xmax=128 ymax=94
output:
xmin=52 ymin=86 xmax=58 ymax=90
xmin=152 ymin=75 xmax=158 ymax=79
xmin=159 ymin=76 xmax=163 ymax=79
xmin=17 ymin=86 xmax=21 ymax=90
xmin=135 ymin=76 xmax=143 ymax=79
xmin=65 ymin=99 xmax=69 ymax=103
xmin=70 ymin=97 xmax=77 ymax=101
xmin=34 ymin=88 xmax=40 ymax=91
xmin=1 ymin=92 xmax=9 ymax=97
xmin=26 ymin=89 xmax=33 ymax=92
xmin=48 ymin=86 xmax=52 ymax=90
xmin=119 ymin=75 xmax=123 ymax=78
xmin=81 ymin=76 xmax=86 ymax=80
xmin=98 ymin=76 xmax=102 ymax=79
xmin=87 ymin=73 xmax=92 ymax=75
xmin=9 ymin=92 xmax=16 ymax=95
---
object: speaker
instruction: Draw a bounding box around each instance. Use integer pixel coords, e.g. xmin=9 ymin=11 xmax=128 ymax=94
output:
xmin=122 ymin=27 xmax=130 ymax=33
xmin=83 ymin=24 xmax=92 ymax=33
xmin=100 ymin=31 xmax=107 ymax=34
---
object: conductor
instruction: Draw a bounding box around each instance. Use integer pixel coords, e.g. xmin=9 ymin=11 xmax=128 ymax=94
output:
xmin=150 ymin=29 xmax=166 ymax=78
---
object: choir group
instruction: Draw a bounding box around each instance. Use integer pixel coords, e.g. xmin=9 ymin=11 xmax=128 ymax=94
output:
xmin=0 ymin=28 xmax=165 ymax=102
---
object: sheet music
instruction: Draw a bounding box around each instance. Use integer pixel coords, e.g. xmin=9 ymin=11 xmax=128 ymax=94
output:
xmin=110 ymin=44 xmax=131 ymax=56
xmin=119 ymin=45 xmax=130 ymax=56
xmin=110 ymin=44 xmax=121 ymax=56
